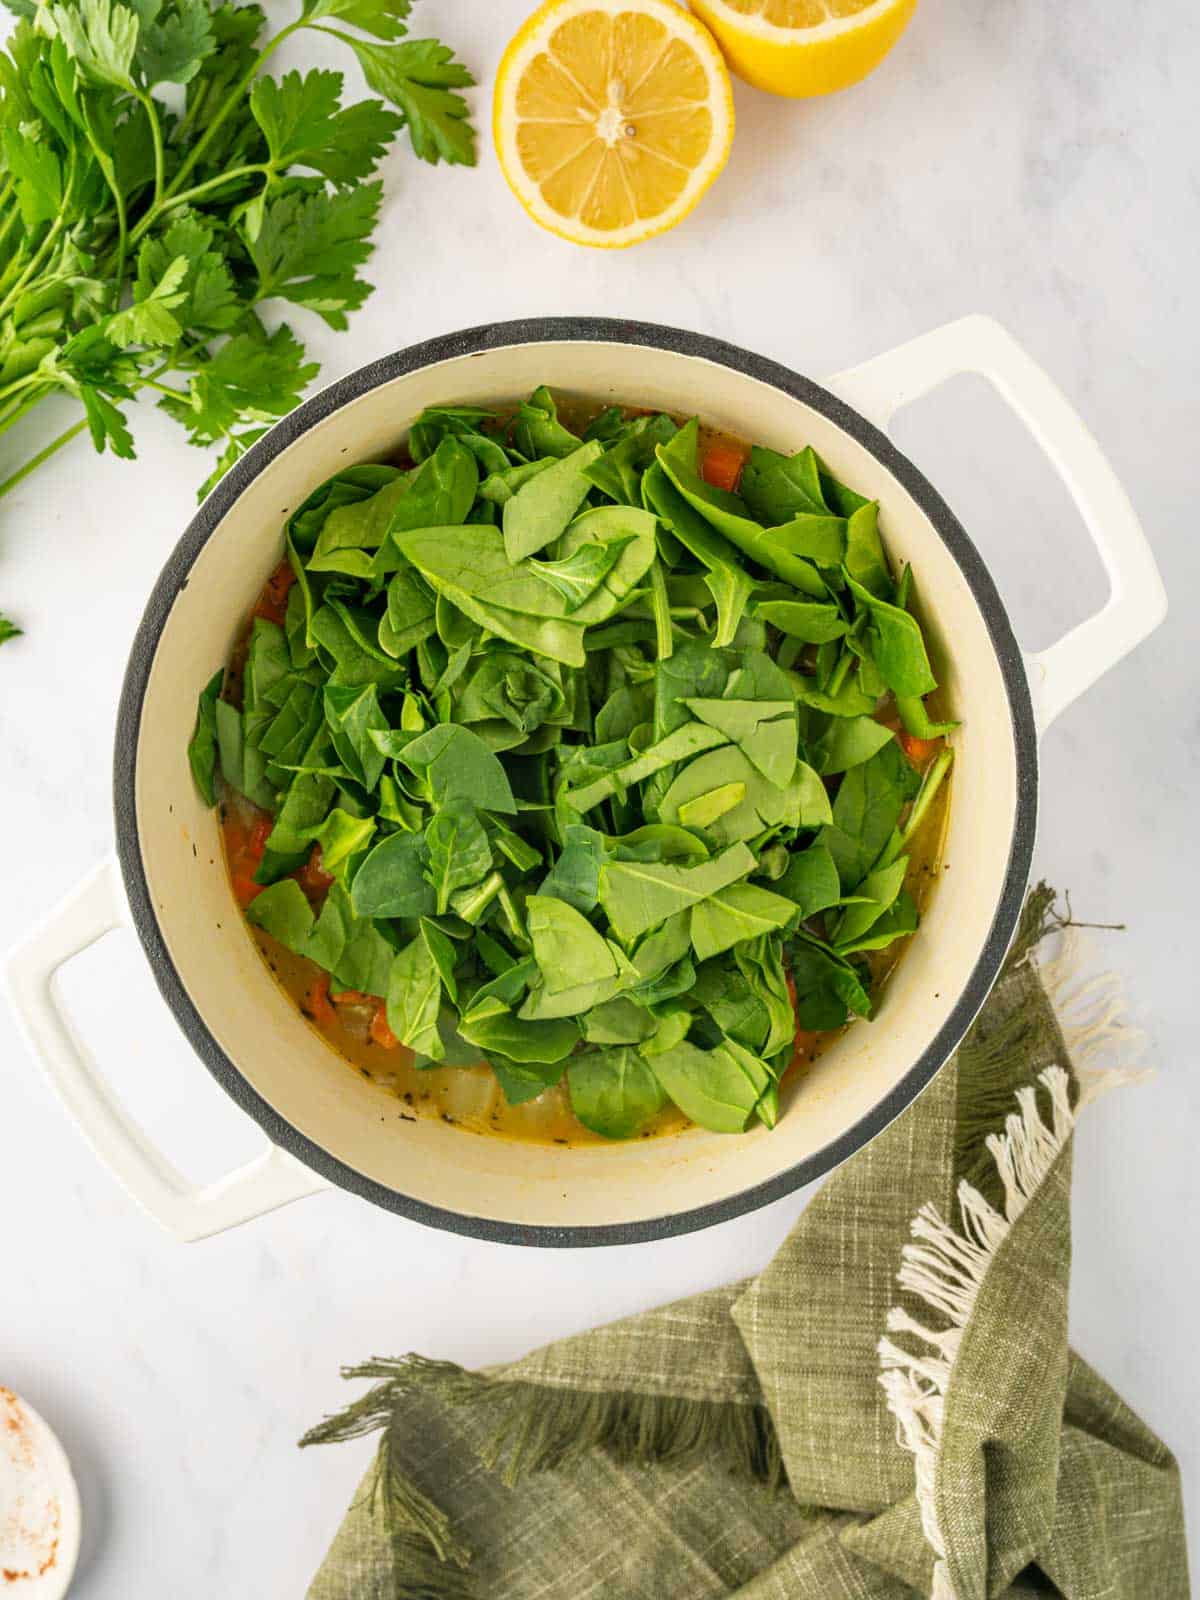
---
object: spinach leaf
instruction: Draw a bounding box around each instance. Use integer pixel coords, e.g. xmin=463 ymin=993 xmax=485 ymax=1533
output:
xmin=300 ymin=807 xmax=376 ymax=883
xmin=423 ymin=798 xmax=492 ymax=914
xmin=833 ymin=856 xmax=909 ymax=949
xmin=812 ymin=715 xmax=895 ymax=775
xmin=844 ymin=503 xmax=891 ymax=598
xmin=582 ymin=413 xmax=677 ymax=505
xmin=408 ymin=406 xmax=500 ymax=463
xmin=289 ymin=467 xmax=403 ymax=554
xmin=529 ymin=537 xmax=634 ymax=611
xmin=488 ymin=1057 xmax=569 ymax=1106
xmin=310 ymin=603 xmax=406 ymax=690
xmin=257 ymin=759 xmax=336 ymax=883
xmin=642 ymin=462 xmax=756 ymax=649
xmin=774 ymin=840 xmax=843 ymax=920
xmin=457 ymin=652 xmax=566 ymax=735
xmin=598 ymin=841 xmax=757 ymax=943
xmin=512 ymin=385 xmax=582 ymax=459
xmin=527 ymin=894 xmax=620 ymax=994
xmin=323 ymin=681 xmax=388 ymax=790
xmin=478 ymin=456 xmax=556 ymax=505
xmin=740 ymin=444 xmax=828 ymax=522
xmin=307 ymin=472 xmax=414 ymax=573
xmin=503 ymin=439 xmax=604 ymax=563
xmin=386 ymin=919 xmax=450 ymax=1059
xmin=690 ymin=883 xmax=797 ymax=962
xmin=558 ymin=506 xmax=661 ymax=622
xmin=188 ymin=669 xmax=224 ymax=805
xmin=657 ymin=422 xmax=827 ymax=597
xmin=845 ymin=572 xmax=937 ymax=698
xmin=458 ymin=1004 xmax=580 ymax=1065
xmin=567 ymin=1047 xmax=667 ymax=1139
xmin=821 ymin=740 xmax=919 ymax=891
xmin=246 ymin=879 xmax=321 ymax=957
xmin=580 ymin=998 xmax=658 ymax=1046
xmin=351 ymin=830 xmax=436 ymax=919
xmin=682 ymin=697 xmax=797 ymax=788
xmin=735 ymin=935 xmax=796 ymax=1059
xmin=379 ymin=566 xmax=437 ymax=658
xmin=659 ymin=750 xmax=829 ymax=845
xmin=539 ymin=824 xmax=608 ymax=912
xmin=395 ymin=723 xmax=517 ymax=814
xmin=788 ymin=931 xmax=872 ymax=1029
xmin=336 ymin=900 xmax=401 ymax=997
xmin=755 ymin=599 xmax=847 ymax=644
xmin=648 ymin=1037 xmax=772 ymax=1135
xmin=565 ymin=721 xmax=729 ymax=815
xmin=836 ymin=889 xmax=919 ymax=955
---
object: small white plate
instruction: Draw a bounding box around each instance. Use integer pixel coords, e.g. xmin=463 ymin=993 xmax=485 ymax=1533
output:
xmin=0 ymin=1388 xmax=82 ymax=1598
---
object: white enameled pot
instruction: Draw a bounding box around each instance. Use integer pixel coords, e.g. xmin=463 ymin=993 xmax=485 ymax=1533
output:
xmin=6 ymin=316 xmax=1165 ymax=1244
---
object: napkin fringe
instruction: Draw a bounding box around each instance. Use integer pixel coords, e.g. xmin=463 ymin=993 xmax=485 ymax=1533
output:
xmin=877 ymin=1065 xmax=1077 ymax=1600
xmin=301 ymin=1355 xmax=786 ymax=1593
xmin=303 ymin=1354 xmax=784 ymax=1491
xmin=302 ymin=1360 xmax=477 ymax=1597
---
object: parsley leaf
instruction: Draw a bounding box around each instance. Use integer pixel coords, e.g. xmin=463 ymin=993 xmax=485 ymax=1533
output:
xmin=158 ymin=320 xmax=319 ymax=446
xmin=300 ymin=0 xmax=411 ymax=41
xmin=0 ymin=613 xmax=22 ymax=645
xmin=250 ymin=70 xmax=402 ymax=183
xmin=348 ymin=38 xmax=476 ymax=165
xmin=133 ymin=0 xmax=216 ymax=87
xmin=244 ymin=181 xmax=381 ymax=328
xmin=0 ymin=0 xmax=477 ymax=627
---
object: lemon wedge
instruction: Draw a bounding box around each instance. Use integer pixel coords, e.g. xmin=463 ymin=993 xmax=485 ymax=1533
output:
xmin=494 ymin=0 xmax=735 ymax=249
xmin=690 ymin=0 xmax=918 ymax=97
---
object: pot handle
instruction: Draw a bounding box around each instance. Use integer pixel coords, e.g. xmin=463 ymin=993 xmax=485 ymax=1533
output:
xmin=4 ymin=857 xmax=329 ymax=1242
xmin=825 ymin=314 xmax=1166 ymax=734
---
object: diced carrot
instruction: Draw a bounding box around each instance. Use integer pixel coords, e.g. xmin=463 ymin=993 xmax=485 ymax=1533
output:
xmin=247 ymin=815 xmax=273 ymax=861
xmin=232 ymin=873 xmax=263 ymax=908
xmin=296 ymin=844 xmax=334 ymax=897
xmin=253 ymin=560 xmax=296 ymax=625
xmin=370 ymin=1003 xmax=400 ymax=1050
xmin=332 ymin=988 xmax=369 ymax=1006
xmin=700 ymin=441 xmax=746 ymax=494
xmin=899 ymin=731 xmax=941 ymax=765
xmin=307 ymin=973 xmax=335 ymax=1028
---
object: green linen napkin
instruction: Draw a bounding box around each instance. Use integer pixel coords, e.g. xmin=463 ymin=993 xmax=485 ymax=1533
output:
xmin=302 ymin=891 xmax=1189 ymax=1599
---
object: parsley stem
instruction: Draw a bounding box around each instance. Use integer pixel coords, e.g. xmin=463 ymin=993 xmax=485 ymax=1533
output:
xmin=136 ymin=90 xmax=167 ymax=208
xmin=0 ymin=386 xmax=48 ymax=441
xmin=0 ymin=153 xmax=74 ymax=323
xmin=0 ymin=418 xmax=87 ymax=505
xmin=127 ymin=165 xmax=270 ymax=249
xmin=162 ymin=21 xmax=300 ymax=204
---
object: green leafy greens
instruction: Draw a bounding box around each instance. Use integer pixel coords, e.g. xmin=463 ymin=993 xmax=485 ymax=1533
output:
xmin=0 ymin=0 xmax=475 ymax=632
xmin=191 ymin=392 xmax=955 ymax=1142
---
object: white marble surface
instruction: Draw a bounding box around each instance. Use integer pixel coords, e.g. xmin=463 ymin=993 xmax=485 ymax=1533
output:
xmin=2 ymin=0 xmax=1197 ymax=1591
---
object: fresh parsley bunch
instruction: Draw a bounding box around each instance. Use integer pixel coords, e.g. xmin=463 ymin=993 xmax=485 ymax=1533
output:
xmin=0 ymin=0 xmax=475 ymax=642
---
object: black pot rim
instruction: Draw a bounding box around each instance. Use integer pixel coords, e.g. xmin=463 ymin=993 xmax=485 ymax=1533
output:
xmin=114 ymin=316 xmax=1039 ymax=1248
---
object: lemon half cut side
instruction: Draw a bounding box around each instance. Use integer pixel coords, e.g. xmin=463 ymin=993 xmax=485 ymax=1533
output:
xmin=494 ymin=0 xmax=736 ymax=249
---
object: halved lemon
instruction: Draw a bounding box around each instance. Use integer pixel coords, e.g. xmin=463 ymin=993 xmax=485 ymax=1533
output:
xmin=494 ymin=0 xmax=735 ymax=249
xmin=690 ymin=0 xmax=918 ymax=98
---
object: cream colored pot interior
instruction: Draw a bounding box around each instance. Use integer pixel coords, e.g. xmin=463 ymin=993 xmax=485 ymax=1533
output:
xmin=132 ymin=341 xmax=1019 ymax=1230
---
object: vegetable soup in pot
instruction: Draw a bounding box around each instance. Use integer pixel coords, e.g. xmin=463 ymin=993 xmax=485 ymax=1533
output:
xmin=189 ymin=390 xmax=954 ymax=1146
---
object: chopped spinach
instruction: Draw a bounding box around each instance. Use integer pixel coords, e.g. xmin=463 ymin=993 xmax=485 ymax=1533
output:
xmin=191 ymin=389 xmax=955 ymax=1139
